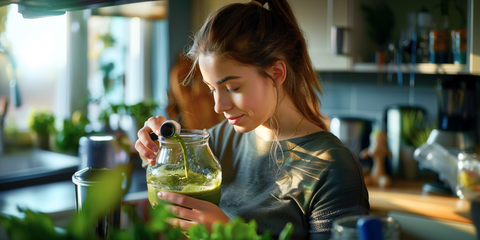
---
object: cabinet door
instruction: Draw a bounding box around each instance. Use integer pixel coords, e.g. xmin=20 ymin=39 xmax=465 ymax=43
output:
xmin=290 ymin=0 xmax=352 ymax=71
xmin=192 ymin=0 xmax=243 ymax=31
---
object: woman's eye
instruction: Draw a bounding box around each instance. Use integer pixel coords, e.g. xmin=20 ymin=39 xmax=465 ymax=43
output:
xmin=227 ymin=87 xmax=239 ymax=93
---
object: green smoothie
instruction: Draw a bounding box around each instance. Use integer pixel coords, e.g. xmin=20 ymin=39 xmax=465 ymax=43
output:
xmin=147 ymin=169 xmax=221 ymax=206
xmin=148 ymin=130 xmax=221 ymax=207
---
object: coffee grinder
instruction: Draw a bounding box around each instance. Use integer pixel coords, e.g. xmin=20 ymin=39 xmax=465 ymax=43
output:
xmin=423 ymin=77 xmax=480 ymax=195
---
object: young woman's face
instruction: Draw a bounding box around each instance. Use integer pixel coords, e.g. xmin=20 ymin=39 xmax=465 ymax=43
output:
xmin=199 ymin=54 xmax=277 ymax=133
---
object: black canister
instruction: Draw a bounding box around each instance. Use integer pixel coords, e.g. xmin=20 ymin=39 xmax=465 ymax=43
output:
xmin=72 ymin=167 xmax=122 ymax=239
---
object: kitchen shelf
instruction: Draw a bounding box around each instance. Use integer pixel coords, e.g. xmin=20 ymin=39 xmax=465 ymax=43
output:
xmin=352 ymin=63 xmax=469 ymax=75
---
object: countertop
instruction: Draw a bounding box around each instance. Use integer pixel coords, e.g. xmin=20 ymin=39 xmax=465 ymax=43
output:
xmin=0 ymin=168 xmax=474 ymax=225
xmin=0 ymin=162 xmax=148 ymax=220
xmin=368 ymin=179 xmax=473 ymax=224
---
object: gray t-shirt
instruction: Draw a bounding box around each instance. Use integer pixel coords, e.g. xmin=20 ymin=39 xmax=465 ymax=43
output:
xmin=207 ymin=120 xmax=369 ymax=240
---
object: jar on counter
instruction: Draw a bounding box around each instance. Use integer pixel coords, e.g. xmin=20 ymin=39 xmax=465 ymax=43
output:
xmin=429 ymin=30 xmax=449 ymax=64
xmin=456 ymin=153 xmax=480 ymax=200
xmin=330 ymin=215 xmax=400 ymax=240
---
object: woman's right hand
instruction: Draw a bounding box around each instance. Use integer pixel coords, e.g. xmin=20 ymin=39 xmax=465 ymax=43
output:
xmin=135 ymin=116 xmax=168 ymax=166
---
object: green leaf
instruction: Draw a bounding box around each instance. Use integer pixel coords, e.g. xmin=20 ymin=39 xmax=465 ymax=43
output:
xmin=211 ymin=222 xmax=225 ymax=240
xmin=278 ymin=222 xmax=293 ymax=240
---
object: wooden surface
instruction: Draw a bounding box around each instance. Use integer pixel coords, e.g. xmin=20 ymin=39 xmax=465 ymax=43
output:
xmin=368 ymin=179 xmax=473 ymax=224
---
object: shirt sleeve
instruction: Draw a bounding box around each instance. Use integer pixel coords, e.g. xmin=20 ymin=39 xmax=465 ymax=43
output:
xmin=308 ymin=148 xmax=370 ymax=240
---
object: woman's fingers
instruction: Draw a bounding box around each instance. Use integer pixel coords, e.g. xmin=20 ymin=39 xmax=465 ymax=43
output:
xmin=136 ymin=128 xmax=157 ymax=160
xmin=158 ymin=191 xmax=207 ymax=210
xmin=166 ymin=217 xmax=197 ymax=230
xmin=147 ymin=116 xmax=167 ymax=136
xmin=165 ymin=205 xmax=201 ymax=224
xmin=135 ymin=115 xmax=168 ymax=165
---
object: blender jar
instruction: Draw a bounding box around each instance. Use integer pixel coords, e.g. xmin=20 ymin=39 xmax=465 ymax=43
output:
xmin=146 ymin=129 xmax=222 ymax=207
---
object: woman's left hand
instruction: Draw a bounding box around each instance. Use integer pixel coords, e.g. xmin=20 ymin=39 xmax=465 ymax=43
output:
xmin=158 ymin=191 xmax=230 ymax=231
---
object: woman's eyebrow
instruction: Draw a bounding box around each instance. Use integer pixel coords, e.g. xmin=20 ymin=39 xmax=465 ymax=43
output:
xmin=203 ymin=76 xmax=241 ymax=86
xmin=217 ymin=76 xmax=240 ymax=84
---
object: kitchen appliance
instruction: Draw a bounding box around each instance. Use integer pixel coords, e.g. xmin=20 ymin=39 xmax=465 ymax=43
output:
xmin=422 ymin=77 xmax=480 ymax=195
xmin=72 ymin=167 xmax=123 ymax=239
xmin=329 ymin=116 xmax=374 ymax=171
xmin=78 ymin=134 xmax=131 ymax=193
xmin=78 ymin=134 xmax=129 ymax=170
xmin=384 ymin=105 xmax=427 ymax=178
xmin=433 ymin=78 xmax=479 ymax=150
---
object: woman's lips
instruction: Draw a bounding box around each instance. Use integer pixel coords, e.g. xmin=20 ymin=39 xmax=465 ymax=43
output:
xmin=227 ymin=115 xmax=243 ymax=125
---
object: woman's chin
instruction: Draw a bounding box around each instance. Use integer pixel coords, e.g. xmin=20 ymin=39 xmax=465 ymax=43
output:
xmin=233 ymin=125 xmax=254 ymax=133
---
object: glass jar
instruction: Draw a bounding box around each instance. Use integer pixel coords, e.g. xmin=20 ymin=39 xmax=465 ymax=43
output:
xmin=330 ymin=215 xmax=400 ymax=240
xmin=146 ymin=129 xmax=222 ymax=207
xmin=456 ymin=153 xmax=480 ymax=200
xmin=451 ymin=29 xmax=467 ymax=65
xmin=429 ymin=30 xmax=449 ymax=64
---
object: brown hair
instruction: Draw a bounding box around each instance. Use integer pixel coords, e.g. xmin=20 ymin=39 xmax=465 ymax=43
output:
xmin=185 ymin=0 xmax=326 ymax=130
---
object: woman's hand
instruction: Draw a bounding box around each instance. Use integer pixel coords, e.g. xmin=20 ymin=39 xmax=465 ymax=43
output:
xmin=158 ymin=191 xmax=230 ymax=231
xmin=135 ymin=116 xmax=168 ymax=166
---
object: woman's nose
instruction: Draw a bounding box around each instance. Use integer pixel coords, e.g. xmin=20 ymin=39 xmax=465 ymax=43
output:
xmin=214 ymin=92 xmax=233 ymax=114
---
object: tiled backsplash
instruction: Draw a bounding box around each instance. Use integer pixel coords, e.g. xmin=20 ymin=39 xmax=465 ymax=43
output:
xmin=318 ymin=72 xmax=476 ymax=130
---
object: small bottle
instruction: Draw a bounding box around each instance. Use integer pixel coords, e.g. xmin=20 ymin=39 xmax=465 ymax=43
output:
xmin=149 ymin=120 xmax=182 ymax=141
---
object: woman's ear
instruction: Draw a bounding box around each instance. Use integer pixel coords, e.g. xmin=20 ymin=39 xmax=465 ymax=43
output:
xmin=267 ymin=60 xmax=287 ymax=86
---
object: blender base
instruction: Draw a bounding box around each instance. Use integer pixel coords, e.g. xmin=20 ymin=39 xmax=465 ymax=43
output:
xmin=422 ymin=179 xmax=454 ymax=196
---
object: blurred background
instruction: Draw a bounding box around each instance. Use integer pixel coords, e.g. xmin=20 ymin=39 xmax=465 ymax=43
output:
xmin=0 ymin=0 xmax=479 ymax=239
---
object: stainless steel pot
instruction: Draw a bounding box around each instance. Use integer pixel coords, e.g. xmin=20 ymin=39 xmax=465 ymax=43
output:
xmin=329 ymin=116 xmax=374 ymax=158
xmin=78 ymin=134 xmax=129 ymax=169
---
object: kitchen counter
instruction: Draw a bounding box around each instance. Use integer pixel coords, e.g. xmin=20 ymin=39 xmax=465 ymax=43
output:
xmin=0 ymin=161 xmax=148 ymax=227
xmin=367 ymin=179 xmax=472 ymax=224
xmin=1 ymin=165 xmax=477 ymax=239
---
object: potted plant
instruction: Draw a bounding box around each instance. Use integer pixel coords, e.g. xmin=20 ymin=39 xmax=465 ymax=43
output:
xmin=27 ymin=107 xmax=55 ymax=150
xmin=0 ymin=165 xmax=294 ymax=240
xmin=54 ymin=110 xmax=88 ymax=155
xmin=361 ymin=1 xmax=395 ymax=65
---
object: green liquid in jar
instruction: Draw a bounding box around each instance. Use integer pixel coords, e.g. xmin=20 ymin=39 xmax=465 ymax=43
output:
xmin=148 ymin=132 xmax=220 ymax=206
xmin=147 ymin=169 xmax=221 ymax=206
xmin=172 ymin=133 xmax=190 ymax=178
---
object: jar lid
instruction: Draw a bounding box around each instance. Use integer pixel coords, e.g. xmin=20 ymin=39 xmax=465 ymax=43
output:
xmin=72 ymin=167 xmax=120 ymax=186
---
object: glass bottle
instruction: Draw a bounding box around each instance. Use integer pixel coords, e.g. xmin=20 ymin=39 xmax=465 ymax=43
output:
xmin=146 ymin=128 xmax=222 ymax=207
xmin=456 ymin=153 xmax=480 ymax=200
xmin=330 ymin=215 xmax=400 ymax=240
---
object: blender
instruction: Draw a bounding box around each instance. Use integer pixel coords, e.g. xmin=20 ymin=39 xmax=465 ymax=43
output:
xmin=422 ymin=77 xmax=479 ymax=195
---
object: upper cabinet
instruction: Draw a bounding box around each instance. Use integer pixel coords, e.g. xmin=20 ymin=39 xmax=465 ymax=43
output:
xmin=290 ymin=0 xmax=353 ymax=71
xmin=192 ymin=0 xmax=479 ymax=75
xmin=291 ymin=0 xmax=479 ymax=75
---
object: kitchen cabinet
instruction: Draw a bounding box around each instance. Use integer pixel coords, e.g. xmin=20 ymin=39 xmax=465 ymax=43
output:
xmin=290 ymin=0 xmax=352 ymax=71
xmin=192 ymin=0 xmax=241 ymax=31
xmin=191 ymin=0 xmax=354 ymax=71
xmin=299 ymin=0 xmax=479 ymax=75
xmin=192 ymin=0 xmax=479 ymax=75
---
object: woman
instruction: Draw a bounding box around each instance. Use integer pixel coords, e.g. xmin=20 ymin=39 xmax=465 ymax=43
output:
xmin=135 ymin=0 xmax=369 ymax=239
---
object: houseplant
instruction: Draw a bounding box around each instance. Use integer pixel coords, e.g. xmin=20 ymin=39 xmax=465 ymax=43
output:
xmin=0 ymin=165 xmax=294 ymax=240
xmin=27 ymin=107 xmax=55 ymax=150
